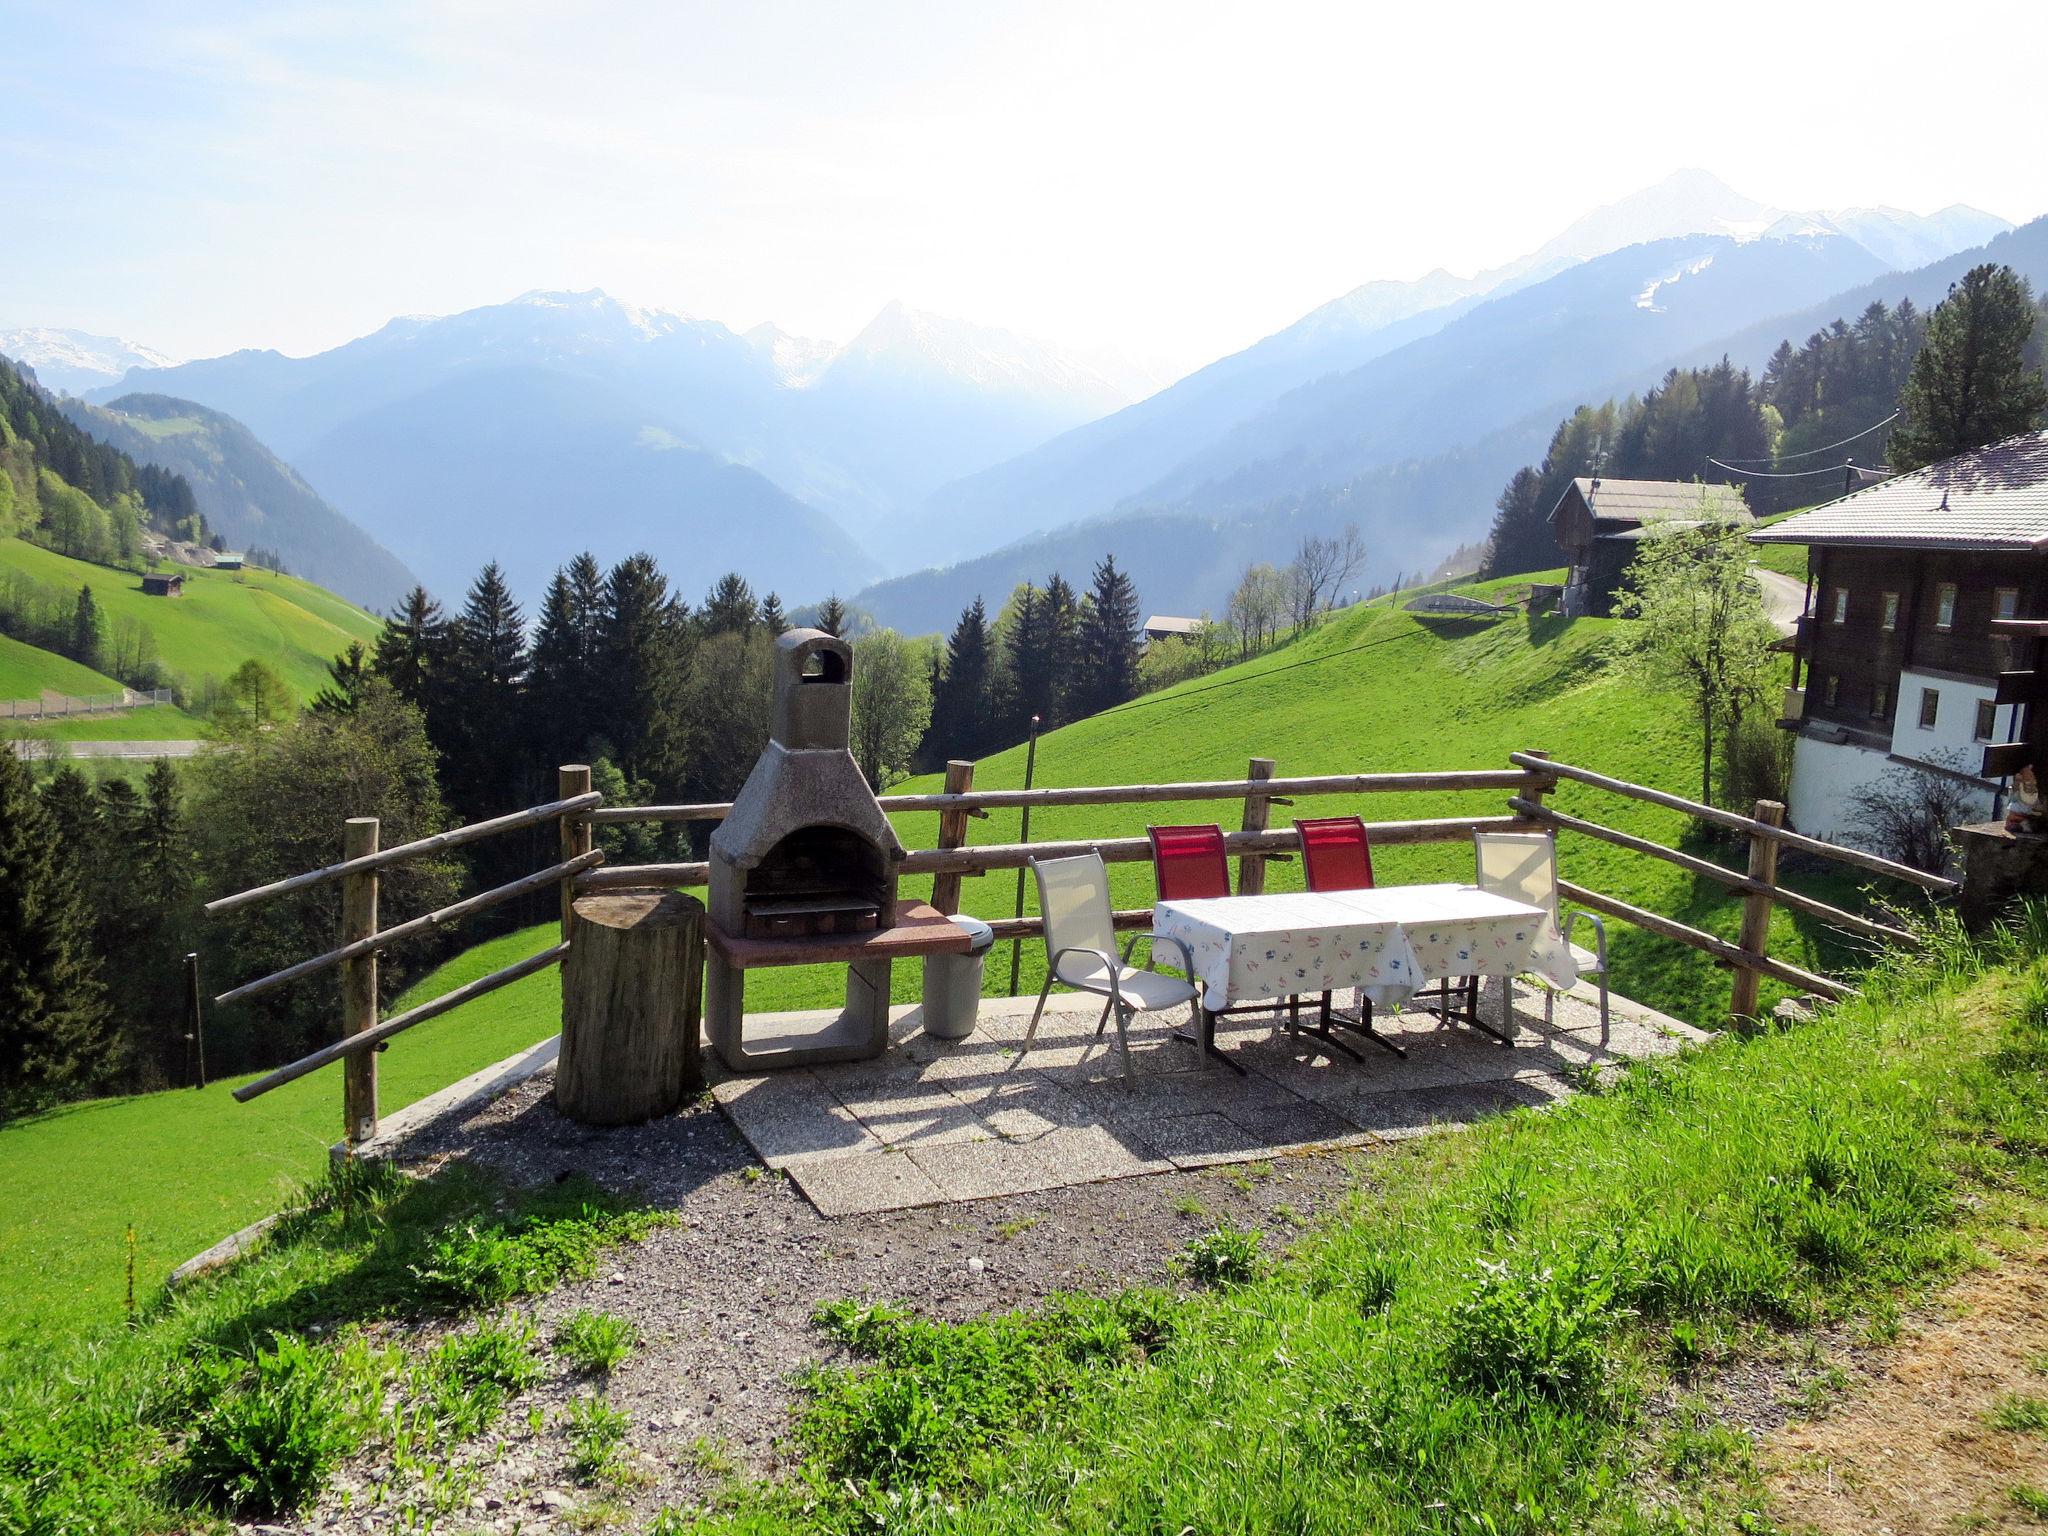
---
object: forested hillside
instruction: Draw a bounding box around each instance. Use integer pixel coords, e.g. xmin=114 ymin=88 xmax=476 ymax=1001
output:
xmin=0 ymin=354 xmax=206 ymax=565
xmin=1483 ymin=265 xmax=2048 ymax=575
xmin=58 ymin=392 xmax=417 ymax=611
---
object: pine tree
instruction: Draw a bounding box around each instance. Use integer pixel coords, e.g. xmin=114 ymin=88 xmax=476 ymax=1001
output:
xmin=1481 ymin=468 xmax=1551 ymax=577
xmin=601 ymin=553 xmax=693 ymax=784
xmin=1040 ymin=574 xmax=1083 ymax=723
xmin=0 ymin=747 xmax=113 ymax=1117
xmin=1004 ymin=582 xmax=1049 ymax=737
xmin=1891 ymin=264 xmax=2048 ymax=471
xmin=701 ymin=573 xmax=758 ymax=637
xmin=926 ymin=597 xmax=992 ymax=764
xmin=759 ymin=592 xmax=788 ymax=635
xmin=815 ymin=594 xmax=847 ymax=637
xmin=311 ymin=642 xmax=370 ymax=715
xmin=69 ymin=585 xmax=101 ymax=671
xmin=439 ymin=562 xmax=530 ymax=820
xmin=139 ymin=758 xmax=186 ymax=912
xmin=530 ymin=553 xmax=606 ymax=764
xmin=1075 ymin=555 xmax=1141 ymax=716
xmin=371 ymin=586 xmax=447 ymax=714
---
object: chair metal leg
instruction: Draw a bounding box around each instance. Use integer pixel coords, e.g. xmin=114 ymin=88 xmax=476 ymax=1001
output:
xmin=1598 ymin=971 xmax=1610 ymax=1033
xmin=1094 ymin=994 xmax=1115 ymax=1037
xmin=1113 ymin=1003 xmax=1135 ymax=1081
xmin=1023 ymin=976 xmax=1054 ymax=1050
xmin=1544 ymin=980 xmax=1554 ymax=1029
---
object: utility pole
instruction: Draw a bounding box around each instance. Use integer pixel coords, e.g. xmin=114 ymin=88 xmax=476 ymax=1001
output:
xmin=1006 ymin=716 xmax=1042 ymax=995
xmin=183 ymin=952 xmax=207 ymax=1089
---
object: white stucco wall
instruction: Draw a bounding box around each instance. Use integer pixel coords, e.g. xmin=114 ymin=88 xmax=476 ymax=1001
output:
xmin=1887 ymin=669 xmax=2017 ymax=773
xmin=1787 ymin=726 xmax=2000 ymax=849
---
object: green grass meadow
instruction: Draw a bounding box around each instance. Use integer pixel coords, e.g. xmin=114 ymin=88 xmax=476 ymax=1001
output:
xmin=0 ymin=630 xmax=127 ymax=698
xmin=0 ymin=536 xmax=381 ymax=701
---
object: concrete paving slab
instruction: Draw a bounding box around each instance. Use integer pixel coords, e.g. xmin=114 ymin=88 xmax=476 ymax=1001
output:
xmin=715 ymin=1071 xmax=883 ymax=1168
xmin=786 ymin=1150 xmax=951 ymax=1216
xmin=1322 ymin=1081 xmax=1527 ymax=1140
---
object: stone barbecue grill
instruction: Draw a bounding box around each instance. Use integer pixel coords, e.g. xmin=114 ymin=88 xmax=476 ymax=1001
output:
xmin=709 ymin=630 xmax=904 ymax=941
xmin=705 ymin=628 xmax=969 ymax=1072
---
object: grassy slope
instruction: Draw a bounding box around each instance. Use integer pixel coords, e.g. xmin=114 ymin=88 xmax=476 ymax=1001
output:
xmin=0 ymin=930 xmax=568 ymax=1349
xmin=6 ymin=704 xmax=202 ymax=741
xmin=3 ymin=576 xmax=1905 ymax=1344
xmin=0 ymin=536 xmax=380 ymax=701
xmin=0 ymin=630 xmax=126 ymax=697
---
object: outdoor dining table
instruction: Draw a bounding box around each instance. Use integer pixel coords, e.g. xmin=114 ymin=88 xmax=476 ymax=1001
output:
xmin=1151 ymin=883 xmax=1580 ymax=1071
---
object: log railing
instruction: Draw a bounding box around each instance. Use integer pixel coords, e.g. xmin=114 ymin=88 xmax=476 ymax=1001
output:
xmin=212 ymin=748 xmax=1952 ymax=1149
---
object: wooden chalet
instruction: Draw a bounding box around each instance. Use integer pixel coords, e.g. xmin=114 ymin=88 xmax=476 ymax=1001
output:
xmin=1750 ymin=430 xmax=2048 ymax=846
xmin=141 ymin=572 xmax=184 ymax=597
xmin=1140 ymin=614 xmax=1201 ymax=648
xmin=1551 ymin=477 xmax=1752 ymax=617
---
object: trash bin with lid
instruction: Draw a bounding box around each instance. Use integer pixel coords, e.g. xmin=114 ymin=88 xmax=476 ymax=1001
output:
xmin=921 ymin=915 xmax=995 ymax=1039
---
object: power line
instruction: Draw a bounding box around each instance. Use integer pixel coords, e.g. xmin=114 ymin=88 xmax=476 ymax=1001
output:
xmin=1712 ymin=411 xmax=1899 ymax=465
xmin=1707 ymin=457 xmax=1861 ymax=480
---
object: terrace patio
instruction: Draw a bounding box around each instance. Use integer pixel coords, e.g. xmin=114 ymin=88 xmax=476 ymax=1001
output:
xmin=709 ymin=978 xmax=1704 ymax=1216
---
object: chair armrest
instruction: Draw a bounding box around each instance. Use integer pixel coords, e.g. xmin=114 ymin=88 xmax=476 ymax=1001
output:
xmin=1122 ymin=930 xmax=1195 ymax=978
xmin=1561 ymin=910 xmax=1607 ymax=968
xmin=1049 ymin=945 xmax=1123 ymax=1000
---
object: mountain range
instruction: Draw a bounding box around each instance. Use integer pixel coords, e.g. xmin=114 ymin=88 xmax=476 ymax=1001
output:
xmin=15 ymin=169 xmax=2019 ymax=624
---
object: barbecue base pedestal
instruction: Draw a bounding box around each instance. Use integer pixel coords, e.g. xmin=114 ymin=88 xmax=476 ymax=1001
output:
xmin=705 ymin=901 xmax=972 ymax=1071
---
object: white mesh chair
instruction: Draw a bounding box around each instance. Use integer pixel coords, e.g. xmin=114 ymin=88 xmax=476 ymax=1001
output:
xmin=1473 ymin=830 xmax=1609 ymax=1029
xmin=1022 ymin=851 xmax=1199 ymax=1080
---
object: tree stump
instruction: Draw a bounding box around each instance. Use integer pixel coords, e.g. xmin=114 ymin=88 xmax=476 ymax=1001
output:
xmin=558 ymin=890 xmax=704 ymax=1125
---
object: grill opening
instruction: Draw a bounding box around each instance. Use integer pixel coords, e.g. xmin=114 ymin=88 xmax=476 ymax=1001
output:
xmin=741 ymin=824 xmax=890 ymax=939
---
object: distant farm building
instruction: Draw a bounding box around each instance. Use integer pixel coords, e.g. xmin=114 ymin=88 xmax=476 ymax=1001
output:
xmin=1552 ymin=478 xmax=1752 ymax=617
xmin=213 ymin=552 xmax=245 ymax=570
xmin=1141 ymin=614 xmax=1201 ymax=648
xmin=141 ymin=572 xmax=185 ymax=597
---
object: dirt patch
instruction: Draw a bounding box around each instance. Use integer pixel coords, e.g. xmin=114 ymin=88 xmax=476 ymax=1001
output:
xmin=291 ymin=1074 xmax=1376 ymax=1532
xmin=1766 ymin=1247 xmax=2048 ymax=1534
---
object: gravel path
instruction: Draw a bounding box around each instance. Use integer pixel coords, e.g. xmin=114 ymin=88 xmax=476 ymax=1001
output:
xmin=289 ymin=1073 xmax=1378 ymax=1532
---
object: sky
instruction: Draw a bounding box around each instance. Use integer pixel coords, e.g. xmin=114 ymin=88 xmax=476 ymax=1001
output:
xmin=3 ymin=0 xmax=2045 ymax=377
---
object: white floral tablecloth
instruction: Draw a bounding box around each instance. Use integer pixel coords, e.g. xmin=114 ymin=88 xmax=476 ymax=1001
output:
xmin=1153 ymin=883 xmax=1577 ymax=1012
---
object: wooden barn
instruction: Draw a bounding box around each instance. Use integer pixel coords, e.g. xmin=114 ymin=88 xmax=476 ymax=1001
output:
xmin=141 ymin=572 xmax=185 ymax=597
xmin=1751 ymin=429 xmax=2048 ymax=848
xmin=1551 ymin=477 xmax=1752 ymax=617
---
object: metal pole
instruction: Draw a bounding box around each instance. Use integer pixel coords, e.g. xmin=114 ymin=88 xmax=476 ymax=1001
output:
xmin=184 ymin=951 xmax=206 ymax=1089
xmin=1005 ymin=715 xmax=1041 ymax=995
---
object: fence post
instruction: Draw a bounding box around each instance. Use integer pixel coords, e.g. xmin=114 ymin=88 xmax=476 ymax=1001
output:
xmin=1237 ymin=756 xmax=1277 ymax=895
xmin=183 ymin=951 xmax=207 ymax=1089
xmin=1729 ymin=798 xmax=1785 ymax=1025
xmin=341 ymin=816 xmax=379 ymax=1147
xmin=930 ymin=760 xmax=975 ymax=915
xmin=559 ymin=764 xmax=593 ymax=943
xmin=1517 ymin=748 xmax=1556 ymax=814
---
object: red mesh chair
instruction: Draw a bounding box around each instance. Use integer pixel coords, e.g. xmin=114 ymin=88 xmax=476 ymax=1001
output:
xmin=1293 ymin=815 xmax=1406 ymax=1059
xmin=1147 ymin=823 xmax=1231 ymax=901
xmin=1297 ymin=816 xmax=1375 ymax=893
xmin=1146 ymin=822 xmax=1279 ymax=1065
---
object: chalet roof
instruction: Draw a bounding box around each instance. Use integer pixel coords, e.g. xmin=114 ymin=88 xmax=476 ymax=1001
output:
xmin=1141 ymin=614 xmax=1201 ymax=636
xmin=1749 ymin=431 xmax=2048 ymax=552
xmin=1550 ymin=477 xmax=1752 ymax=528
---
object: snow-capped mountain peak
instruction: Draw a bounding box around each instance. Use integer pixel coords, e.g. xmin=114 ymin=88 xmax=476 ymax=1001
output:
xmin=0 ymin=326 xmax=181 ymax=395
xmin=822 ymin=300 xmax=1129 ymax=407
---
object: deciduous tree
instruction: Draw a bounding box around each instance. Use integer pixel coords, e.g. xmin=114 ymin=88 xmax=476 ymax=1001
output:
xmin=850 ymin=629 xmax=934 ymax=789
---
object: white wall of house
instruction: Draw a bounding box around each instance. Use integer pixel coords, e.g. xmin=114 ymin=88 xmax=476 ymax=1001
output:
xmin=1787 ymin=734 xmax=1909 ymax=842
xmin=1887 ymin=669 xmax=2017 ymax=772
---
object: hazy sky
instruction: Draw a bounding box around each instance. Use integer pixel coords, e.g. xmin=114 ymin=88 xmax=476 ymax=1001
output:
xmin=4 ymin=0 xmax=2044 ymax=374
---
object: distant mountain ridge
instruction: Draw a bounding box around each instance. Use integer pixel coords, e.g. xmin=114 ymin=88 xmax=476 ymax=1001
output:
xmin=0 ymin=328 xmax=181 ymax=395
xmin=856 ymin=211 xmax=2046 ymax=635
xmin=57 ymin=393 xmax=419 ymax=612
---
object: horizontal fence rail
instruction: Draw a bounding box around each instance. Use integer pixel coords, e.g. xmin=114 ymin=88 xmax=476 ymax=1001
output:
xmin=205 ymin=792 xmax=604 ymax=915
xmin=1559 ymin=879 xmax=1851 ymax=1001
xmin=1509 ymin=797 xmax=1920 ymax=950
xmin=1511 ymin=753 xmax=1958 ymax=894
xmin=215 ymin=850 xmax=603 ymax=1007
xmin=587 ymin=769 xmax=1544 ymax=825
xmin=232 ymin=942 xmax=570 ymax=1102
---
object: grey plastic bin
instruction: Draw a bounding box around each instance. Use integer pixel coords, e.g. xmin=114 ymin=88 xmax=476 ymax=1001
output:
xmin=921 ymin=916 xmax=995 ymax=1039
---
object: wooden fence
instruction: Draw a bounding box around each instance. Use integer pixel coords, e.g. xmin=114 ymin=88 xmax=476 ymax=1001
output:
xmin=209 ymin=753 xmax=1956 ymax=1146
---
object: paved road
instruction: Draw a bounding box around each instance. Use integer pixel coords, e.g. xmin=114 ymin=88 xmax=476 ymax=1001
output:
xmin=9 ymin=739 xmax=205 ymax=759
xmin=1753 ymin=566 xmax=1807 ymax=637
